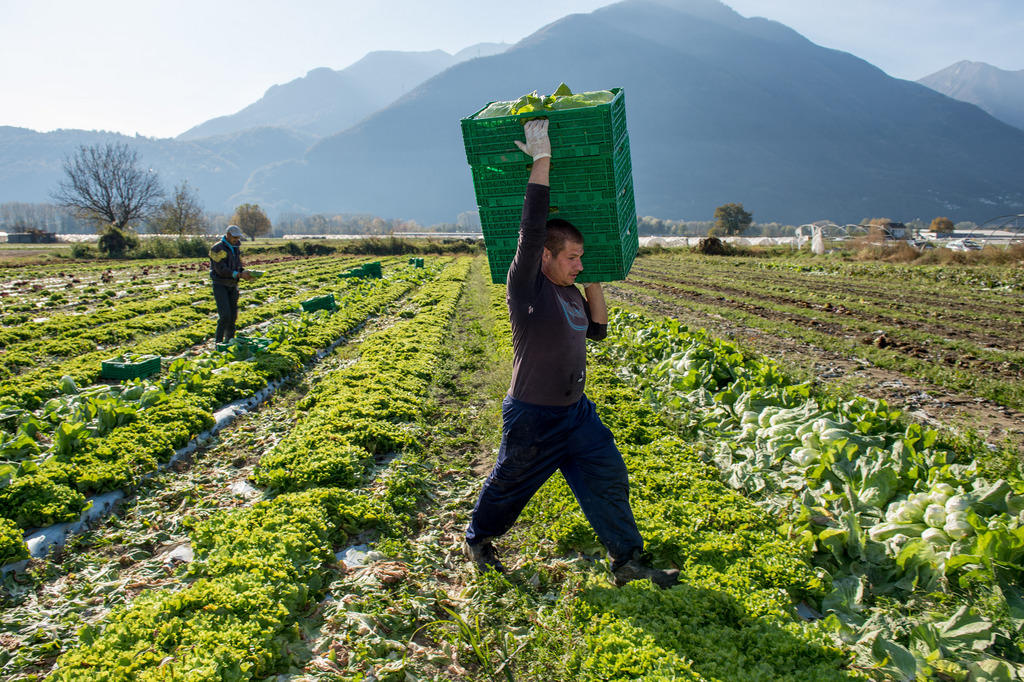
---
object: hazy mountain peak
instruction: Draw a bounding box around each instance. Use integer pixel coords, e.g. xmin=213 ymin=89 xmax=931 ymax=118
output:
xmin=919 ymin=60 xmax=1024 ymax=130
xmin=641 ymin=0 xmax=741 ymax=23
xmin=453 ymin=42 xmax=511 ymax=61
xmin=178 ymin=43 xmax=509 ymax=141
xmin=230 ymin=0 xmax=1024 ymax=224
xmin=4 ymin=3 xmax=1024 ymax=225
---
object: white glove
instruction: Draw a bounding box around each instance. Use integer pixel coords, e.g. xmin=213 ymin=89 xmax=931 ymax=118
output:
xmin=514 ymin=119 xmax=551 ymax=161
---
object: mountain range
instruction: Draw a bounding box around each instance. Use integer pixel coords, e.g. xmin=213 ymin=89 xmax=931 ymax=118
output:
xmin=178 ymin=44 xmax=509 ymax=140
xmin=3 ymin=0 xmax=1024 ymax=226
xmin=918 ymin=61 xmax=1024 ymax=132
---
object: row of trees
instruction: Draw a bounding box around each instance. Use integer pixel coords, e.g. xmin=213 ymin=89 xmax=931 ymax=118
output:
xmin=51 ymin=142 xmax=273 ymax=253
xmin=0 ymin=202 xmax=94 ymax=234
xmin=276 ymin=213 xmax=426 ymax=236
xmin=47 ymin=143 xmax=971 ymax=252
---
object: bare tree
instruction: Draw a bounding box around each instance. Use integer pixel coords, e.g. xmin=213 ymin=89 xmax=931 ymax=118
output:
xmin=230 ymin=203 xmax=272 ymax=239
xmin=152 ymin=180 xmax=207 ymax=236
xmin=52 ymin=142 xmax=164 ymax=229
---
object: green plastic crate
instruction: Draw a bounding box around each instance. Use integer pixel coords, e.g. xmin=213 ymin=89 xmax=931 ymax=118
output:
xmin=101 ymin=354 xmax=161 ymax=380
xmin=339 ymin=261 xmax=383 ymax=279
xmin=470 ymin=134 xmax=633 ymax=210
xmin=461 ymin=89 xmax=628 ymax=167
xmin=461 ymin=88 xmax=637 ymax=284
xmin=300 ymin=294 xmax=336 ymax=313
xmin=477 ymin=177 xmax=638 ymax=285
xmin=216 ymin=335 xmax=271 ymax=354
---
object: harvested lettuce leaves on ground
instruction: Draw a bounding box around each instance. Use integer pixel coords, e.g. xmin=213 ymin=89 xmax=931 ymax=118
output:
xmin=475 ymin=83 xmax=616 ymax=118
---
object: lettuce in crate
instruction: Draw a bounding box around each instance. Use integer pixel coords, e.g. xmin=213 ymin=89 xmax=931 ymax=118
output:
xmin=476 ymin=83 xmax=615 ymax=118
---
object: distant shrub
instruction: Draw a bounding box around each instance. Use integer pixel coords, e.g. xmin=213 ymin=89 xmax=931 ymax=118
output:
xmin=175 ymin=236 xmax=209 ymax=258
xmin=696 ymin=236 xmax=729 ymax=255
xmin=303 ymin=242 xmax=337 ymax=256
xmin=883 ymin=241 xmax=920 ymax=263
xmin=98 ymin=226 xmax=139 ymax=257
xmin=130 ymin=237 xmax=178 ymax=259
xmin=127 ymin=235 xmax=210 ymax=259
xmin=70 ymin=243 xmax=97 ymax=259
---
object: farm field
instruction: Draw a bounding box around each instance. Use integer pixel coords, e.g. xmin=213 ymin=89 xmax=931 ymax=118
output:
xmin=0 ymin=250 xmax=1021 ymax=681
xmin=609 ymin=252 xmax=1024 ymax=452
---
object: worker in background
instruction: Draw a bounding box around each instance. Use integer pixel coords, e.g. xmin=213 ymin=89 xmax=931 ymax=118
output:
xmin=209 ymin=224 xmax=252 ymax=343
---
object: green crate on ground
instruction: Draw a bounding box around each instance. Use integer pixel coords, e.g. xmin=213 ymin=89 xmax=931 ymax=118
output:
xmin=216 ymin=335 xmax=271 ymax=354
xmin=461 ymin=87 xmax=637 ymax=284
xmin=300 ymin=294 xmax=336 ymax=313
xmin=101 ymin=354 xmax=162 ymax=380
xmin=407 ymin=257 xmax=425 ymax=268
xmin=339 ymin=261 xmax=382 ymax=279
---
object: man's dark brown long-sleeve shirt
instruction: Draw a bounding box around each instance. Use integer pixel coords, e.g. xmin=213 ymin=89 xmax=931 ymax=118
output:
xmin=506 ymin=183 xmax=607 ymax=406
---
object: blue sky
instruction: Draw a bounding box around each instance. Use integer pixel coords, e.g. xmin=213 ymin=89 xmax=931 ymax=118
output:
xmin=2 ymin=0 xmax=1022 ymax=138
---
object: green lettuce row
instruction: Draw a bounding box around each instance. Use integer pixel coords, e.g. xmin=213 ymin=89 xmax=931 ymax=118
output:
xmin=0 ymin=306 xmax=215 ymax=376
xmin=49 ymin=260 xmax=472 ymax=679
xmin=0 ymin=515 xmax=28 ymax=565
xmin=0 ymin=257 xmax=393 ymax=410
xmin=0 ymin=254 xmax=380 ymax=405
xmin=518 ymin=364 xmax=859 ymax=680
xmin=600 ymin=310 xmax=1024 ymax=679
xmin=0 ymin=254 xmax=354 ymax=366
xmin=0 ymin=269 xmax=429 ymax=556
xmin=0 ymin=287 xmax=202 ymax=350
xmin=252 ymin=258 xmax=473 ymax=493
xmin=52 ymin=488 xmax=374 ymax=681
xmin=459 ymin=282 xmax=854 ymax=679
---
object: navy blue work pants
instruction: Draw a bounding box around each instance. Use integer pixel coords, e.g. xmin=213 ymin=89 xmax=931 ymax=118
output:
xmin=465 ymin=394 xmax=643 ymax=565
xmin=212 ymin=282 xmax=239 ymax=342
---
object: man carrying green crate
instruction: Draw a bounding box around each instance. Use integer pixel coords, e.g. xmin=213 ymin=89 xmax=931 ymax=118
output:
xmin=209 ymin=224 xmax=254 ymax=343
xmin=465 ymin=119 xmax=678 ymax=589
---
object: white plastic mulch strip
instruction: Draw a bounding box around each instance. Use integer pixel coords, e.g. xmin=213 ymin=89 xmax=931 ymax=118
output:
xmin=2 ymin=337 xmax=348 ymax=575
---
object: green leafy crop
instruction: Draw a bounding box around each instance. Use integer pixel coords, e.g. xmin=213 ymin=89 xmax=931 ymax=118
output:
xmin=476 ymin=83 xmax=616 ymax=118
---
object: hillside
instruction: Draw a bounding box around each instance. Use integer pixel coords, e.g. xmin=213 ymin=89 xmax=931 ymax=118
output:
xmin=0 ymin=125 xmax=314 ymax=210
xmin=178 ymin=44 xmax=509 ymax=140
xmin=234 ymin=0 xmax=1024 ymax=224
xmin=0 ymin=45 xmax=506 ymax=211
xmin=4 ymin=1 xmax=1024 ymax=224
xmin=919 ymin=60 xmax=1024 ymax=131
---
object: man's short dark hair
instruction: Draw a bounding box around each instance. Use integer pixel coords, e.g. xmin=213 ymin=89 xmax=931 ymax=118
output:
xmin=545 ymin=218 xmax=583 ymax=254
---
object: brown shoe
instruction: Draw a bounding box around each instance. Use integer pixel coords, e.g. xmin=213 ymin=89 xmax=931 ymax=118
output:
xmin=613 ymin=552 xmax=679 ymax=589
xmin=464 ymin=540 xmax=505 ymax=574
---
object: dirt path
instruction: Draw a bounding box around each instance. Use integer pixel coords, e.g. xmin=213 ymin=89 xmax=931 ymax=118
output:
xmin=606 ymin=283 xmax=1024 ymax=454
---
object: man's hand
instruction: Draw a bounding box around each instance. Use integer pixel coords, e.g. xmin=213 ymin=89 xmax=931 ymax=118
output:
xmin=240 ymin=271 xmax=254 ymax=281
xmin=514 ymin=119 xmax=551 ymax=161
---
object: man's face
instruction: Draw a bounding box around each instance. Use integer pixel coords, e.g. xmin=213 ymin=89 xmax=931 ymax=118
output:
xmin=541 ymin=239 xmax=584 ymax=286
xmin=226 ymin=234 xmax=241 ymax=246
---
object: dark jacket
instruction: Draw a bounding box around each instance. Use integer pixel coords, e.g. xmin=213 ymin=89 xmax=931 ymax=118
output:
xmin=209 ymin=238 xmax=244 ymax=287
xmin=505 ymin=183 xmax=606 ymax=406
